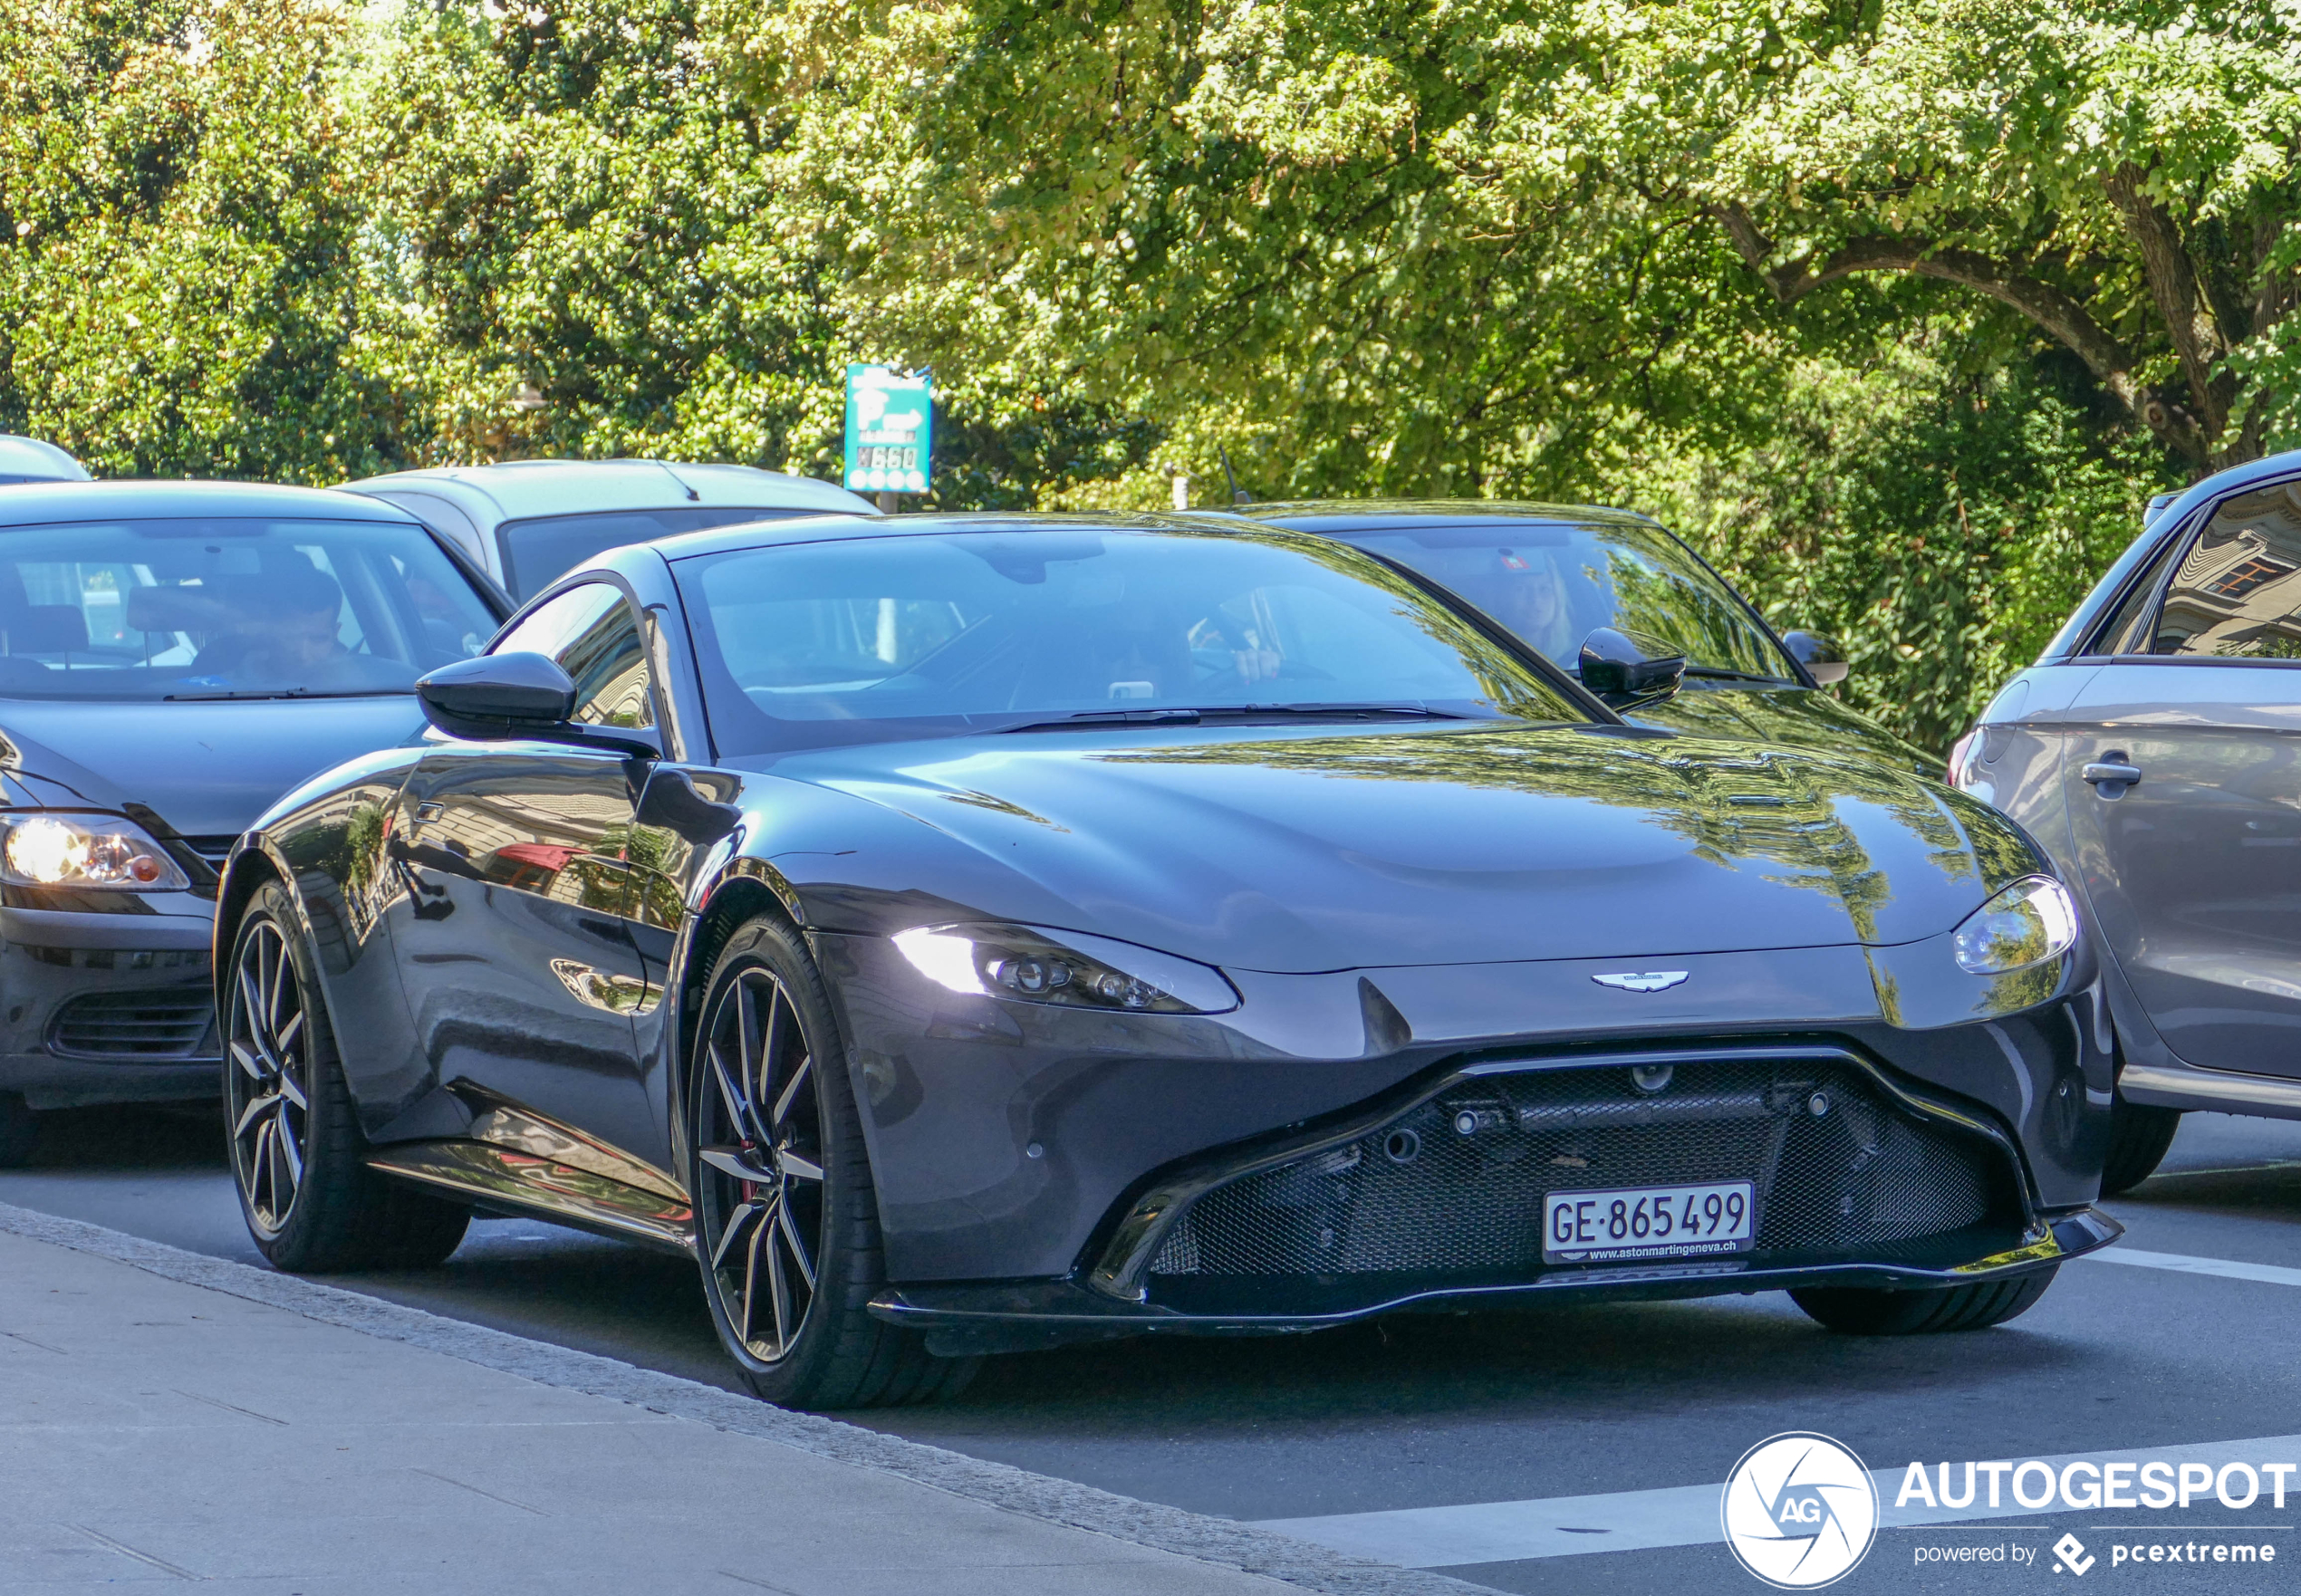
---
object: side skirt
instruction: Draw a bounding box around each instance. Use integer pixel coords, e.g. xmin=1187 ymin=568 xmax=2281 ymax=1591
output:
xmin=368 ymin=1140 xmax=695 ymax=1255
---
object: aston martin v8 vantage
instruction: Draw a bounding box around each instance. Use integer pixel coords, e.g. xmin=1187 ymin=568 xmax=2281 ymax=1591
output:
xmin=217 ymin=513 xmax=2119 ymax=1408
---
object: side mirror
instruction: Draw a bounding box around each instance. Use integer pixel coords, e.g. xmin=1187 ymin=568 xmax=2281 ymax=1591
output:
xmin=417 ymin=651 xmax=575 ymax=735
xmin=1577 ymin=627 xmax=1687 ymax=707
xmin=416 ymin=652 xmax=662 ymax=760
xmin=1780 ymin=630 xmax=1850 ymax=686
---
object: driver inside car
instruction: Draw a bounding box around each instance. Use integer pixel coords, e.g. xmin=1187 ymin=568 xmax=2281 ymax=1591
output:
xmin=1473 ymin=548 xmax=1583 ymax=667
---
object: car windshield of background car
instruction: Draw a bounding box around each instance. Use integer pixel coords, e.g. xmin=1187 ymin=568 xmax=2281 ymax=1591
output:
xmin=2143 ymin=481 xmax=2301 ymax=659
xmin=676 ymin=527 xmax=1593 ymax=753
xmin=0 ymin=517 xmax=499 ymax=701
xmin=496 ymin=506 xmax=820 ymax=600
xmin=1335 ymin=522 xmax=1796 ymax=681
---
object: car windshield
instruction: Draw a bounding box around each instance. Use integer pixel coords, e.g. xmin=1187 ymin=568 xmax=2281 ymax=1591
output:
xmin=675 ymin=525 xmax=1591 ymax=754
xmin=497 ymin=506 xmax=823 ymax=599
xmin=0 ymin=517 xmax=498 ymax=701
xmin=1327 ymin=521 xmax=1796 ymax=681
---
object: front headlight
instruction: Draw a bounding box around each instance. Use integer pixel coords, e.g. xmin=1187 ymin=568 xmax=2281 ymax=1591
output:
xmin=893 ymin=923 xmax=1239 ymax=1015
xmin=1952 ymin=875 xmax=2078 ymax=975
xmin=0 ymin=813 xmax=191 ymax=890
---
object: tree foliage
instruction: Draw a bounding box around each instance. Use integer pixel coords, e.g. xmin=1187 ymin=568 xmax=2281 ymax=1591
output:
xmin=0 ymin=0 xmax=391 ymax=480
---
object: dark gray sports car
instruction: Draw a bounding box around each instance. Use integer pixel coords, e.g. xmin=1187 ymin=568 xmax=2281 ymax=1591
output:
xmin=218 ymin=512 xmax=2117 ymax=1408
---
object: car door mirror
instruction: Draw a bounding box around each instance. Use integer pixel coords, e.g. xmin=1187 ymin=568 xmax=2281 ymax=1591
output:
xmin=417 ymin=651 xmax=575 ymax=734
xmin=1781 ymin=630 xmax=1851 ymax=686
xmin=1577 ymin=627 xmax=1687 ymax=707
xmin=416 ymin=652 xmax=663 ymax=760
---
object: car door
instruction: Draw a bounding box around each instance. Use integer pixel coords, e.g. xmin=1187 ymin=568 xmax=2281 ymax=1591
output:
xmin=2058 ymin=476 xmax=2301 ymax=1078
xmin=390 ymin=582 xmax=667 ymax=1157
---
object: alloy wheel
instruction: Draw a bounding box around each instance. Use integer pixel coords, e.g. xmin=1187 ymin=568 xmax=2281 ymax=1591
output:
xmin=226 ymin=919 xmax=312 ymax=1235
xmin=696 ymin=966 xmax=826 ymax=1363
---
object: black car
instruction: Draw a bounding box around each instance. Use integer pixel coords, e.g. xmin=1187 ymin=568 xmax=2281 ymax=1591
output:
xmin=1207 ymin=501 xmax=1932 ymax=772
xmin=219 ymin=512 xmax=2115 ymax=1408
xmin=0 ymin=481 xmax=508 ymax=1163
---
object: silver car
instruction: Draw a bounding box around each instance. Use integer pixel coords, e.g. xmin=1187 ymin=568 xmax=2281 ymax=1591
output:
xmin=1951 ymin=447 xmax=2301 ymax=1192
xmin=0 ymin=436 xmax=91 ymax=486
xmin=342 ymin=458 xmax=875 ymax=601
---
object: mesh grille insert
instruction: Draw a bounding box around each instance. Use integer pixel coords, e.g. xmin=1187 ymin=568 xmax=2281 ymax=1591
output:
xmin=48 ymin=989 xmax=218 ymax=1061
xmin=1148 ymin=1058 xmax=2009 ymax=1281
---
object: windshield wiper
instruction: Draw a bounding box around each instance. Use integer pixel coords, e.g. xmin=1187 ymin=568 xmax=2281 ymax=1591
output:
xmin=998 ymin=703 xmax=1473 ymax=734
xmin=161 ymin=687 xmax=411 ymax=702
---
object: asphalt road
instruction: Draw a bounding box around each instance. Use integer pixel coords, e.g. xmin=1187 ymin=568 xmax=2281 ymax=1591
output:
xmin=12 ymin=1103 xmax=2301 ymax=1594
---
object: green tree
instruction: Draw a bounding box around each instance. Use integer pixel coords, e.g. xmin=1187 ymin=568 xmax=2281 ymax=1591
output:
xmin=730 ymin=0 xmax=2301 ymax=483
xmin=354 ymin=0 xmax=844 ymax=467
xmin=0 ymin=0 xmax=396 ymax=480
xmin=1516 ymin=0 xmax=2301 ymax=475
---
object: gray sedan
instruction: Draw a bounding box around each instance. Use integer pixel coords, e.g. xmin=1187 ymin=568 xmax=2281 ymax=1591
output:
xmin=1952 ymin=447 xmax=2301 ymax=1192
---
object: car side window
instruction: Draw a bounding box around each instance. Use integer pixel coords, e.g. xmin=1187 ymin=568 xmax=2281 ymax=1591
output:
xmin=2086 ymin=535 xmax=2184 ymax=657
xmin=2144 ymin=482 xmax=2301 ymax=659
xmin=494 ymin=582 xmax=656 ymax=727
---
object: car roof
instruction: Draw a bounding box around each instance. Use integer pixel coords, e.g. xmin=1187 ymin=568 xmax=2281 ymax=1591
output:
xmin=1208 ymin=499 xmax=1663 ymax=534
xmin=642 ymin=509 xmax=1248 ymax=566
xmin=0 ymin=435 xmax=91 ymax=483
xmin=340 ymin=459 xmax=878 ymax=524
xmin=0 ymin=478 xmax=423 ymax=528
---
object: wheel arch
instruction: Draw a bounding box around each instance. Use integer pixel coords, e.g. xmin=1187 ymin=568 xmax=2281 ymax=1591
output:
xmin=669 ymin=865 xmax=814 ymax=1179
xmin=212 ymin=840 xmax=294 ymax=1023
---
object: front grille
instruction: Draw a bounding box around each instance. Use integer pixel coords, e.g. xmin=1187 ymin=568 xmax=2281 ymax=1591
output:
xmin=48 ymin=989 xmax=218 ymax=1061
xmin=1147 ymin=1057 xmax=2014 ymax=1283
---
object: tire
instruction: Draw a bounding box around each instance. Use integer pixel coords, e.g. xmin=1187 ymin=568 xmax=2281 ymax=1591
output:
xmin=687 ymin=914 xmax=977 ymax=1409
xmin=2100 ymin=1096 xmax=2181 ymax=1197
xmin=1791 ymin=1266 xmax=2058 ymax=1335
xmin=224 ymin=882 xmax=470 ymax=1272
xmin=0 ymin=1092 xmax=38 ymax=1168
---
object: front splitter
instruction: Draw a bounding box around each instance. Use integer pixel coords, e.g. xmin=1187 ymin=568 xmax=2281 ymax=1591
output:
xmin=871 ymin=1207 xmax=2123 ymax=1356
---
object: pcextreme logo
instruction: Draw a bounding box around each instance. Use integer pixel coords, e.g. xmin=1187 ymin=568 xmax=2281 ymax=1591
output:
xmin=1721 ymin=1432 xmax=1880 ymax=1589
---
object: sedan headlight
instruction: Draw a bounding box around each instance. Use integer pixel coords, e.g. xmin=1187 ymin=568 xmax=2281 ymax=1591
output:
xmin=0 ymin=812 xmax=190 ymax=890
xmin=893 ymin=923 xmax=1238 ymax=1015
xmin=1952 ymin=876 xmax=2078 ymax=976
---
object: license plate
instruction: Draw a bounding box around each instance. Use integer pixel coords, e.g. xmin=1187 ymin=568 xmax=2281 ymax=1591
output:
xmin=1542 ymin=1180 xmax=1756 ymax=1264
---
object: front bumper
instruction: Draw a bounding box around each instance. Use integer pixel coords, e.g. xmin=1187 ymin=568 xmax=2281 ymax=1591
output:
xmin=861 ymin=1039 xmax=2119 ymax=1354
xmin=0 ymin=899 xmax=219 ymax=1109
xmin=820 ymin=934 xmax=2113 ymax=1287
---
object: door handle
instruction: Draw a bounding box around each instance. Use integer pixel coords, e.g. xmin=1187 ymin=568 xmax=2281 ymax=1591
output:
xmin=2082 ymin=759 xmax=2142 ymax=795
xmin=413 ymin=801 xmax=446 ymax=823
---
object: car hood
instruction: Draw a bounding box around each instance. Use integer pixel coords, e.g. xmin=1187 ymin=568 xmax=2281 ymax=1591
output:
xmin=1625 ymin=685 xmax=1937 ymax=777
xmin=0 ymin=697 xmax=426 ymax=838
xmin=769 ymin=721 xmax=2030 ymax=973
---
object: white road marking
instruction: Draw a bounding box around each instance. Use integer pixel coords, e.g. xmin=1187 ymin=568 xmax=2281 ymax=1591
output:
xmin=2080 ymin=1246 xmax=2301 ymax=1289
xmin=1252 ymin=1435 xmax=2301 ymax=1568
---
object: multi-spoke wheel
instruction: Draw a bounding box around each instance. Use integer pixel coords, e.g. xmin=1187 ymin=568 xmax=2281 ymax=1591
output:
xmin=226 ymin=918 xmax=312 ymax=1237
xmin=688 ymin=914 xmax=977 ymax=1409
xmin=224 ymin=881 xmax=470 ymax=1272
xmin=696 ymin=967 xmax=825 ymax=1361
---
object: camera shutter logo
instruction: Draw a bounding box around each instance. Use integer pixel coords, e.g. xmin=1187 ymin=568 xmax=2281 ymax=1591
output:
xmin=1719 ymin=1432 xmax=1878 ymax=1589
